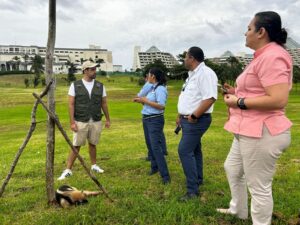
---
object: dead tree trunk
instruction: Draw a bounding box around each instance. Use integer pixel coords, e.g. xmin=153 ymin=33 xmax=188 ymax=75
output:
xmin=45 ymin=0 xmax=56 ymax=204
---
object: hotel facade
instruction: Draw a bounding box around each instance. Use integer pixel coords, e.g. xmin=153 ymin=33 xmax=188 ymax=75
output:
xmin=0 ymin=44 xmax=113 ymax=73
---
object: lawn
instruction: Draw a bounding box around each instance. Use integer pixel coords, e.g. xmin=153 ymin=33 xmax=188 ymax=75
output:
xmin=0 ymin=74 xmax=299 ymax=225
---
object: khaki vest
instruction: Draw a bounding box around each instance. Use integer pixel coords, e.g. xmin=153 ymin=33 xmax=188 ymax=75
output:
xmin=74 ymin=80 xmax=103 ymax=122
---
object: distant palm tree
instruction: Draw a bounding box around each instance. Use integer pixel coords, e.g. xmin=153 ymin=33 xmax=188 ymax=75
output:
xmin=22 ymin=54 xmax=30 ymax=71
xmin=96 ymin=58 xmax=104 ymax=64
xmin=12 ymin=56 xmax=21 ymax=71
xmin=65 ymin=60 xmax=77 ymax=84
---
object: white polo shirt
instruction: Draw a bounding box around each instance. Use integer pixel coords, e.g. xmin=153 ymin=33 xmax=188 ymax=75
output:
xmin=177 ymin=62 xmax=218 ymax=115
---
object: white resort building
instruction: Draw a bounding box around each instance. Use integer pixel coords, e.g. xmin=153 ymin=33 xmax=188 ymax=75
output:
xmin=132 ymin=46 xmax=178 ymax=71
xmin=0 ymin=44 xmax=113 ymax=73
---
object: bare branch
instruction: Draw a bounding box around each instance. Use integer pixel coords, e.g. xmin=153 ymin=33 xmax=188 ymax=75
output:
xmin=0 ymin=80 xmax=54 ymax=197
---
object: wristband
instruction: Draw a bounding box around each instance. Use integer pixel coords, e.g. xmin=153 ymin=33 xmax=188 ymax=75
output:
xmin=191 ymin=114 xmax=198 ymax=119
xmin=237 ymin=98 xmax=247 ymax=110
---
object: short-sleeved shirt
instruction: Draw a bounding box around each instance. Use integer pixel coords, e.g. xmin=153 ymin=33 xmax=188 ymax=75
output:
xmin=224 ymin=42 xmax=293 ymax=138
xmin=177 ymin=62 xmax=218 ymax=115
xmin=68 ymin=79 xmax=107 ymax=97
xmin=141 ymin=84 xmax=167 ymax=115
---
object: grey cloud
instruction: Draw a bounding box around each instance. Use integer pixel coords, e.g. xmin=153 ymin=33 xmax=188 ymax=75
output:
xmin=57 ymin=0 xmax=86 ymax=10
xmin=0 ymin=0 xmax=300 ymax=69
xmin=1 ymin=0 xmax=26 ymax=12
xmin=206 ymin=21 xmax=226 ymax=35
xmin=57 ymin=10 xmax=74 ymax=22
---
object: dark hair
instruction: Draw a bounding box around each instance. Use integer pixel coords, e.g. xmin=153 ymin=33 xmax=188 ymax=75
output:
xmin=187 ymin=47 xmax=204 ymax=62
xmin=149 ymin=67 xmax=167 ymax=87
xmin=254 ymin=11 xmax=288 ymax=46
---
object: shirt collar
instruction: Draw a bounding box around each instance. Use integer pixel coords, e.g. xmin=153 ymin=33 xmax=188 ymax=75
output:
xmin=152 ymin=82 xmax=158 ymax=89
xmin=254 ymin=42 xmax=277 ymax=58
xmin=188 ymin=62 xmax=204 ymax=78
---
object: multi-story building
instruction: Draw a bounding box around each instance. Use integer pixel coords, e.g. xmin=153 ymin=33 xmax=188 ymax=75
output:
xmin=132 ymin=46 xmax=178 ymax=71
xmin=286 ymin=37 xmax=300 ymax=67
xmin=113 ymin=65 xmax=123 ymax=72
xmin=0 ymin=44 xmax=113 ymax=73
xmin=208 ymin=50 xmax=253 ymax=67
xmin=209 ymin=37 xmax=300 ymax=68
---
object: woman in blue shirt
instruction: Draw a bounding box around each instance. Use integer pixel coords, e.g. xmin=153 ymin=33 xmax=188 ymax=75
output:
xmin=137 ymin=76 xmax=168 ymax=160
xmin=133 ymin=68 xmax=170 ymax=184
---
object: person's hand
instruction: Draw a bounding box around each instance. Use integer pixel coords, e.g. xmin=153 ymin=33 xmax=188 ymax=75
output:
xmin=134 ymin=97 xmax=148 ymax=104
xmin=223 ymin=83 xmax=235 ymax=95
xmin=224 ymin=94 xmax=238 ymax=108
xmin=70 ymin=122 xmax=78 ymax=132
xmin=176 ymin=115 xmax=181 ymax=127
xmin=133 ymin=97 xmax=139 ymax=102
xmin=187 ymin=115 xmax=197 ymax=123
xmin=105 ymin=120 xmax=111 ymax=128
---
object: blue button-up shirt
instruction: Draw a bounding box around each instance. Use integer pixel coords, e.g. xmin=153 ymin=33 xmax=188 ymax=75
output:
xmin=141 ymin=83 xmax=168 ymax=115
xmin=137 ymin=82 xmax=152 ymax=97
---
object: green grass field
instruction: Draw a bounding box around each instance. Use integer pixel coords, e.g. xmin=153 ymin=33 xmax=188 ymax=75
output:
xmin=0 ymin=74 xmax=299 ymax=225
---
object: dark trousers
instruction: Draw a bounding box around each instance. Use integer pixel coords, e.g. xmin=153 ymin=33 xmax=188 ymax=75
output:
xmin=143 ymin=115 xmax=170 ymax=180
xmin=143 ymin=121 xmax=167 ymax=159
xmin=178 ymin=114 xmax=211 ymax=194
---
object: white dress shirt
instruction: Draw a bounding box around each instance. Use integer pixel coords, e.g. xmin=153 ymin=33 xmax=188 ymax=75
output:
xmin=177 ymin=62 xmax=218 ymax=115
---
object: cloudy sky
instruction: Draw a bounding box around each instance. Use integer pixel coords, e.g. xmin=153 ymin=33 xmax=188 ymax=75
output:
xmin=0 ymin=0 xmax=299 ymax=70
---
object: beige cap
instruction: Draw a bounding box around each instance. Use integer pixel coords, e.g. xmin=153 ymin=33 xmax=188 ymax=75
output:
xmin=82 ymin=60 xmax=99 ymax=71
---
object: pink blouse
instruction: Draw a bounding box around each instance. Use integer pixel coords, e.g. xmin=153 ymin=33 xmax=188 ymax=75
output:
xmin=224 ymin=42 xmax=293 ymax=138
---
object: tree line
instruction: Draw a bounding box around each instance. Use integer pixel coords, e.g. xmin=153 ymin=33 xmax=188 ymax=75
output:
xmin=136 ymin=52 xmax=300 ymax=88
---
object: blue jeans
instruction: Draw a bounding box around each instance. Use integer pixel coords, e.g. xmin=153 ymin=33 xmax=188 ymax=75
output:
xmin=178 ymin=114 xmax=211 ymax=194
xmin=143 ymin=115 xmax=170 ymax=181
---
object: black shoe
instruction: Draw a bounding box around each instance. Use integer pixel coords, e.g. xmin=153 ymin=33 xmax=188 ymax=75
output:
xmin=164 ymin=151 xmax=168 ymax=156
xmin=148 ymin=170 xmax=158 ymax=176
xmin=179 ymin=192 xmax=199 ymax=202
xmin=162 ymin=178 xmax=171 ymax=185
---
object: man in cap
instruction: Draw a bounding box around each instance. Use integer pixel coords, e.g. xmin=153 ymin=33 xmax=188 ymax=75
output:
xmin=58 ymin=60 xmax=111 ymax=180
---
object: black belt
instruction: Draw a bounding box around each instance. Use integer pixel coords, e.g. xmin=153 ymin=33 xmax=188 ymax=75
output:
xmin=142 ymin=113 xmax=164 ymax=119
xmin=179 ymin=113 xmax=211 ymax=119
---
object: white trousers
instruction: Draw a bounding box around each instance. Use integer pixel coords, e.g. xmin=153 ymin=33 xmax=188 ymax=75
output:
xmin=224 ymin=126 xmax=291 ymax=225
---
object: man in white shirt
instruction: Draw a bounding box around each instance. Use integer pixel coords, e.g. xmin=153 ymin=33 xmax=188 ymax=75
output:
xmin=58 ymin=61 xmax=111 ymax=180
xmin=177 ymin=47 xmax=218 ymax=201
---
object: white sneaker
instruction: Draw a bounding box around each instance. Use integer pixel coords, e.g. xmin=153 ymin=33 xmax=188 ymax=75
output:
xmin=58 ymin=169 xmax=72 ymax=180
xmin=216 ymin=208 xmax=235 ymax=215
xmin=91 ymin=164 xmax=104 ymax=173
xmin=216 ymin=208 xmax=247 ymax=219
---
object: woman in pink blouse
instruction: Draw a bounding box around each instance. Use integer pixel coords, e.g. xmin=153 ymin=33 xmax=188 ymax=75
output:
xmin=217 ymin=11 xmax=293 ymax=225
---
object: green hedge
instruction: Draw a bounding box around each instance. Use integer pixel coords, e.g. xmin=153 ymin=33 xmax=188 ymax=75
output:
xmin=0 ymin=70 xmax=33 ymax=76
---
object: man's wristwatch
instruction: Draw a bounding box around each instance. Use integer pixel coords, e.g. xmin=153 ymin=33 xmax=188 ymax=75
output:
xmin=237 ymin=98 xmax=247 ymax=110
xmin=191 ymin=114 xmax=198 ymax=120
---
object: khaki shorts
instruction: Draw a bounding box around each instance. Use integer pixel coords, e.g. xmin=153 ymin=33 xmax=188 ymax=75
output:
xmin=73 ymin=121 xmax=102 ymax=146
